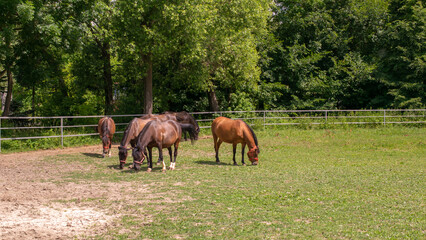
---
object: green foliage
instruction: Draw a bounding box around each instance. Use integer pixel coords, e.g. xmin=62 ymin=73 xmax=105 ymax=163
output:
xmin=1 ymin=0 xmax=425 ymax=116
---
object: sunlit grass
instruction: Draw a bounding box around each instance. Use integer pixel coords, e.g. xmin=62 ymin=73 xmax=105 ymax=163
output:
xmin=43 ymin=127 xmax=425 ymax=239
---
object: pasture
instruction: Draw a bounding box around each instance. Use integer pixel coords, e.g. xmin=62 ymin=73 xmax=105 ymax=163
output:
xmin=0 ymin=127 xmax=425 ymax=239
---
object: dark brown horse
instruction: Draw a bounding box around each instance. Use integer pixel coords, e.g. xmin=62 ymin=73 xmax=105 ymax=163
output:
xmin=97 ymin=117 xmax=116 ymax=157
xmin=132 ymin=119 xmax=182 ymax=172
xmin=211 ymin=116 xmax=259 ymax=165
xmin=163 ymin=111 xmax=200 ymax=140
xmin=118 ymin=113 xmax=199 ymax=168
xmin=118 ymin=117 xmax=153 ymax=169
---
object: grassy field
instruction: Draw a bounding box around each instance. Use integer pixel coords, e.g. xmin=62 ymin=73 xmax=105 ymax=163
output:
xmin=18 ymin=127 xmax=426 ymax=239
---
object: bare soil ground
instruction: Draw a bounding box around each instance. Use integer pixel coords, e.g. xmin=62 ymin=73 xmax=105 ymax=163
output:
xmin=0 ymin=145 xmax=157 ymax=239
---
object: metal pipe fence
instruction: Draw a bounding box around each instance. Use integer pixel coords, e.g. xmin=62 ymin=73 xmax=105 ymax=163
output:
xmin=0 ymin=109 xmax=425 ymax=152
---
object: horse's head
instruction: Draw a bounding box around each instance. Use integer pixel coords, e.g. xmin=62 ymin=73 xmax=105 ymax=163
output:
xmin=118 ymin=146 xmax=130 ymax=169
xmin=132 ymin=146 xmax=146 ymax=171
xmin=102 ymin=135 xmax=111 ymax=157
xmin=247 ymin=146 xmax=260 ymax=165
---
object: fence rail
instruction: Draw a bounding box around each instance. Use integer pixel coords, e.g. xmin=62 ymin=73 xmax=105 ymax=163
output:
xmin=1 ymin=109 xmax=425 ymax=152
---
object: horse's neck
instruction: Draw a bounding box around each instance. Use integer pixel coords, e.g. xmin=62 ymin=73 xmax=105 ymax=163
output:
xmin=138 ymin=130 xmax=154 ymax=149
xmin=120 ymin=120 xmax=136 ymax=147
xmin=243 ymin=129 xmax=256 ymax=149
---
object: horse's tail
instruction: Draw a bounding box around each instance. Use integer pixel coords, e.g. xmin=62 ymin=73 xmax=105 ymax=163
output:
xmin=179 ymin=123 xmax=198 ymax=144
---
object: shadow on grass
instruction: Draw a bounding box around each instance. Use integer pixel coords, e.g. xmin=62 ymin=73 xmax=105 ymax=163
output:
xmin=194 ymin=160 xmax=232 ymax=166
xmin=82 ymin=152 xmax=103 ymax=158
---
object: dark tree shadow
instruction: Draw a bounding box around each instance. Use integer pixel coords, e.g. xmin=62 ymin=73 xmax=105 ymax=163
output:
xmin=82 ymin=152 xmax=103 ymax=158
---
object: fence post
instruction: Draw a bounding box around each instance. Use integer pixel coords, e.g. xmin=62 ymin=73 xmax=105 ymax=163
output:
xmin=325 ymin=110 xmax=328 ymax=124
xmin=61 ymin=117 xmax=64 ymax=147
xmin=0 ymin=118 xmax=2 ymax=153
xmin=383 ymin=110 xmax=386 ymax=125
xmin=263 ymin=111 xmax=266 ymax=130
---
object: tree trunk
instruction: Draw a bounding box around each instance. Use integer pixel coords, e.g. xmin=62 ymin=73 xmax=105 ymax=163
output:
xmin=143 ymin=54 xmax=153 ymax=114
xmin=208 ymin=88 xmax=220 ymax=112
xmin=2 ymin=68 xmax=13 ymax=116
xmin=101 ymin=42 xmax=113 ymax=115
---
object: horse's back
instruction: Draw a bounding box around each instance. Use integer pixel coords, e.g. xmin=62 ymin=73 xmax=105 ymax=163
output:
xmin=98 ymin=116 xmax=115 ymax=137
xmin=212 ymin=117 xmax=244 ymax=143
xmin=145 ymin=119 xmax=181 ymax=148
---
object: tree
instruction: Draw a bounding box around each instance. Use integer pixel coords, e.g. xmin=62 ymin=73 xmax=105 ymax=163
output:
xmin=269 ymin=0 xmax=389 ymax=109
xmin=0 ymin=0 xmax=35 ymax=116
xmin=379 ymin=0 xmax=425 ymax=108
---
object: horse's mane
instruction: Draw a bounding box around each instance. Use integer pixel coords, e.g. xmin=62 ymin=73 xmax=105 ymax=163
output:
xmin=120 ymin=118 xmax=138 ymax=146
xmin=242 ymin=121 xmax=259 ymax=151
xmin=136 ymin=120 xmax=156 ymax=148
xmin=174 ymin=111 xmax=199 ymax=130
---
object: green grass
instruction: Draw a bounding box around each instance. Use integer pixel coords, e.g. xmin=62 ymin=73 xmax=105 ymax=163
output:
xmin=39 ymin=127 xmax=426 ymax=238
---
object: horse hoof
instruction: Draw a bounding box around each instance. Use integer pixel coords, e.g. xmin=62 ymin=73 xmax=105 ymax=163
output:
xmin=147 ymin=168 xmax=152 ymax=172
xmin=156 ymin=162 xmax=161 ymax=165
xmin=242 ymin=163 xmax=246 ymax=166
xmin=162 ymin=169 xmax=166 ymax=173
xmin=233 ymin=163 xmax=238 ymax=166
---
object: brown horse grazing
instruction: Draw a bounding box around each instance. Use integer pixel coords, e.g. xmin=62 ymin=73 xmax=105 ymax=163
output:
xmin=132 ymin=119 xmax=182 ymax=172
xmin=211 ymin=117 xmax=260 ymax=165
xmin=118 ymin=117 xmax=153 ymax=169
xmin=118 ymin=114 xmax=199 ymax=168
xmin=97 ymin=117 xmax=116 ymax=158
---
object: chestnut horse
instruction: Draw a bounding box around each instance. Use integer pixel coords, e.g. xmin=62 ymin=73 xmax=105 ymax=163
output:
xmin=211 ymin=116 xmax=260 ymax=165
xmin=97 ymin=116 xmax=116 ymax=157
xmin=132 ymin=119 xmax=182 ymax=172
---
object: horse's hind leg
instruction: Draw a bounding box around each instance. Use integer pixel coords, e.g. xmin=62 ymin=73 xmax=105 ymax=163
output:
xmin=170 ymin=141 xmax=179 ymax=170
xmin=213 ymin=132 xmax=222 ymax=163
xmin=164 ymin=147 xmax=172 ymax=172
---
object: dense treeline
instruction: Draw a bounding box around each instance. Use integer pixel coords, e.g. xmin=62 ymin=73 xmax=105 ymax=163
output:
xmin=0 ymin=0 xmax=424 ymax=116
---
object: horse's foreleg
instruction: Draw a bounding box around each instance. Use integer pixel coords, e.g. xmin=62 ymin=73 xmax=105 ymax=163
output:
xmin=108 ymin=139 xmax=112 ymax=157
xmin=241 ymin=143 xmax=246 ymax=166
xmin=232 ymin=143 xmax=238 ymax=165
xmin=147 ymin=147 xmax=153 ymax=172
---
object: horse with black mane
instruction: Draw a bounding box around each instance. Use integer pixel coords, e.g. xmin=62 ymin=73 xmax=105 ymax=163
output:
xmin=163 ymin=111 xmax=200 ymax=140
xmin=97 ymin=116 xmax=116 ymax=158
xmin=211 ymin=116 xmax=260 ymax=165
xmin=118 ymin=117 xmax=152 ymax=169
xmin=132 ymin=119 xmax=197 ymax=172
xmin=118 ymin=112 xmax=199 ymax=169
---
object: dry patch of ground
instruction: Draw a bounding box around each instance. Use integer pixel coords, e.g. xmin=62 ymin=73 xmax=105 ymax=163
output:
xmin=0 ymin=145 xmax=176 ymax=239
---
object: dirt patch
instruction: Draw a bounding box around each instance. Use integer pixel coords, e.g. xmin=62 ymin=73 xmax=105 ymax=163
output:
xmin=0 ymin=144 xmax=176 ymax=239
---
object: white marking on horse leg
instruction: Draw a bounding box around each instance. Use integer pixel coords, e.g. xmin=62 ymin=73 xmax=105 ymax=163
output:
xmin=169 ymin=162 xmax=176 ymax=170
xmin=162 ymin=160 xmax=166 ymax=172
